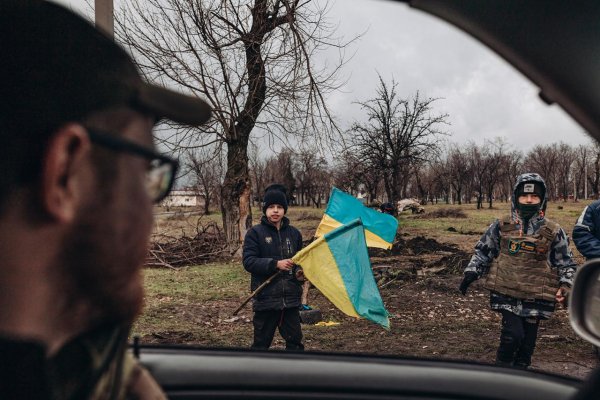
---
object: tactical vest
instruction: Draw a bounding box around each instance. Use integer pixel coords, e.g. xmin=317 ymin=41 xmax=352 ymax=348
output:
xmin=483 ymin=215 xmax=560 ymax=302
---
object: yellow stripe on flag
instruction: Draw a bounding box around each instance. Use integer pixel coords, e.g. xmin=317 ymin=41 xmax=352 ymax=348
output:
xmin=314 ymin=214 xmax=343 ymax=238
xmin=292 ymin=236 xmax=360 ymax=319
xmin=316 ymin=214 xmax=393 ymax=250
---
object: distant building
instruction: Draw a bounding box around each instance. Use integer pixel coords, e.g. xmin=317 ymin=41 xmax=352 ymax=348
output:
xmin=161 ymin=190 xmax=203 ymax=207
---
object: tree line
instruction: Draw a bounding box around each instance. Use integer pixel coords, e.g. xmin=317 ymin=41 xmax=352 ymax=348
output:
xmin=187 ymin=136 xmax=600 ymax=214
xmin=115 ymin=0 xmax=597 ymax=251
xmin=185 ymin=75 xmax=600 ymax=212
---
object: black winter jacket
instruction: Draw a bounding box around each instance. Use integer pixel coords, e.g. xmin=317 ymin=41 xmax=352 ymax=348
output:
xmin=242 ymin=215 xmax=304 ymax=311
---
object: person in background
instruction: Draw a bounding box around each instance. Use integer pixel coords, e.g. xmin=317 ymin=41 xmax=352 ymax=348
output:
xmin=459 ymin=173 xmax=576 ymax=369
xmin=243 ymin=185 xmax=305 ymax=350
xmin=379 ymin=202 xmax=396 ymax=216
xmin=572 ymin=198 xmax=600 ymax=358
xmin=0 ymin=1 xmax=212 ymax=397
xmin=572 ymin=198 xmax=600 ymax=260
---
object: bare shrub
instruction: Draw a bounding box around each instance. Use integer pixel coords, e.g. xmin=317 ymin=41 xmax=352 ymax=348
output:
xmin=147 ymin=220 xmax=228 ymax=269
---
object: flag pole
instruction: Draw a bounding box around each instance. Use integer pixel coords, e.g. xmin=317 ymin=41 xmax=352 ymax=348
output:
xmin=232 ymin=271 xmax=281 ymax=316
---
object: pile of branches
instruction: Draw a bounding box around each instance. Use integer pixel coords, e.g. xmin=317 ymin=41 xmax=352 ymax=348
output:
xmin=146 ymin=220 xmax=228 ymax=269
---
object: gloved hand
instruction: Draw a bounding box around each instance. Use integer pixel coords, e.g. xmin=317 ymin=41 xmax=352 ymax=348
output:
xmin=459 ymin=272 xmax=478 ymax=295
xmin=555 ymin=284 xmax=570 ymax=307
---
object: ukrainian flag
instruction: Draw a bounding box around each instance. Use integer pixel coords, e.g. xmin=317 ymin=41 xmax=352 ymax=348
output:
xmin=292 ymin=219 xmax=390 ymax=329
xmin=315 ymin=187 xmax=398 ymax=249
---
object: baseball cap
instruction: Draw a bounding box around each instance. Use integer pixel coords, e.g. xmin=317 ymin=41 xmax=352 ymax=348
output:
xmin=0 ymin=0 xmax=211 ymax=135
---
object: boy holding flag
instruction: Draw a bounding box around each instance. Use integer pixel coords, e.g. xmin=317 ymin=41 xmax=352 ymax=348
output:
xmin=243 ymin=185 xmax=305 ymax=350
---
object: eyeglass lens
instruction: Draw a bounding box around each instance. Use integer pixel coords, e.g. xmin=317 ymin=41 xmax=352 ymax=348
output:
xmin=146 ymin=160 xmax=174 ymax=202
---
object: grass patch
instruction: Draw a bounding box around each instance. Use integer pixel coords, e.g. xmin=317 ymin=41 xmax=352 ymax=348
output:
xmin=143 ymin=263 xmax=246 ymax=302
xmin=134 ymin=263 xmax=249 ymax=338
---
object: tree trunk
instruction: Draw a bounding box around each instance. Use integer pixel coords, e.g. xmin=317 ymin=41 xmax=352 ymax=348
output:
xmin=204 ymin=193 xmax=211 ymax=215
xmin=477 ymin=194 xmax=483 ymax=209
xmin=456 ymin=187 xmax=462 ymax=205
xmin=221 ymin=137 xmax=252 ymax=252
xmin=383 ymin=171 xmax=393 ymax=204
xmin=220 ymin=3 xmax=269 ymax=252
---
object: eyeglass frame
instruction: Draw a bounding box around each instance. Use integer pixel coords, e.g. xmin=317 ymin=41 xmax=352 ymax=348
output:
xmin=85 ymin=127 xmax=179 ymax=203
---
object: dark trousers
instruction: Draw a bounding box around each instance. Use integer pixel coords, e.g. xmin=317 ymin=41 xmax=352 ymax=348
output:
xmin=252 ymin=308 xmax=304 ymax=351
xmin=496 ymin=309 xmax=540 ymax=368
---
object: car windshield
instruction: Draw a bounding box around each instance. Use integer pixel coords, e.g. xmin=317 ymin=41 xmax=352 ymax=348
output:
xmin=56 ymin=0 xmax=597 ymax=381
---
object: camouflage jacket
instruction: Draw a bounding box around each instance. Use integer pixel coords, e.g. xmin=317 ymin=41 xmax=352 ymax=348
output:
xmin=0 ymin=323 xmax=165 ymax=399
xmin=465 ymin=214 xmax=577 ymax=318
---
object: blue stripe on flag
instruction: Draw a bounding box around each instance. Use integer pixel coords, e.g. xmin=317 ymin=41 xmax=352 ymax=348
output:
xmin=325 ymin=188 xmax=398 ymax=244
xmin=324 ymin=219 xmax=390 ymax=328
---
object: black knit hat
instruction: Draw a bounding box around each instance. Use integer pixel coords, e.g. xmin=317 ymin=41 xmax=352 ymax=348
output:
xmin=262 ymin=189 xmax=288 ymax=214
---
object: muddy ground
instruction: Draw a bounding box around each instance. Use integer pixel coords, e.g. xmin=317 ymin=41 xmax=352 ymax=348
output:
xmin=312 ymin=233 xmax=596 ymax=379
xmin=141 ymin=224 xmax=599 ymax=380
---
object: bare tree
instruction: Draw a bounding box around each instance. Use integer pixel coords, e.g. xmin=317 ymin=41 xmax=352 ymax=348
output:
xmin=447 ymin=144 xmax=471 ymax=205
xmin=586 ymin=141 xmax=600 ymax=198
xmin=187 ymin=147 xmax=224 ymax=215
xmin=263 ymin=149 xmax=297 ymax=203
xmin=524 ymin=144 xmax=560 ymax=200
xmin=553 ymin=142 xmax=576 ymax=201
xmin=333 ymin=149 xmax=382 ymax=203
xmin=248 ymin=143 xmax=267 ymax=205
xmin=348 ymin=75 xmax=449 ymax=204
xmin=481 ymin=139 xmax=510 ymax=209
xmin=572 ymin=142 xmax=600 ymax=200
xmin=295 ymin=147 xmax=330 ymax=207
xmin=466 ymin=143 xmax=489 ymax=209
xmin=427 ymin=152 xmax=450 ymax=204
xmin=414 ymin=161 xmax=444 ymax=204
xmin=116 ymin=0 xmax=351 ymax=249
xmin=501 ymin=150 xmax=523 ymax=202
xmin=332 ymin=150 xmax=362 ymax=195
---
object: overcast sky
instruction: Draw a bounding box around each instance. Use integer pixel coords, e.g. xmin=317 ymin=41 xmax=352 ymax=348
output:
xmin=54 ymin=0 xmax=592 ymax=152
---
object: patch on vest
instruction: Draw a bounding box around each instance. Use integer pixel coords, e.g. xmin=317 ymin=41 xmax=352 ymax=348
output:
xmin=507 ymin=239 xmax=536 ymax=254
xmin=265 ymin=236 xmax=272 ymax=244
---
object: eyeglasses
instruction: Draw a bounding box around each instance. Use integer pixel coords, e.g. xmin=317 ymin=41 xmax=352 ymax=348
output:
xmin=85 ymin=128 xmax=179 ymax=203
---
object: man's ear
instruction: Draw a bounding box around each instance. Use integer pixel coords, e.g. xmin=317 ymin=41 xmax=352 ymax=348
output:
xmin=41 ymin=124 xmax=92 ymax=223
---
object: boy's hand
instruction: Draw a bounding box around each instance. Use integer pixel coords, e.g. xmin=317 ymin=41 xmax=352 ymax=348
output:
xmin=276 ymin=259 xmax=294 ymax=271
xmin=555 ymin=285 xmax=570 ymax=306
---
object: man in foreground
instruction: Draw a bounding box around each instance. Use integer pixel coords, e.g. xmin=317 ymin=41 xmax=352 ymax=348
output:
xmin=0 ymin=1 xmax=211 ymax=398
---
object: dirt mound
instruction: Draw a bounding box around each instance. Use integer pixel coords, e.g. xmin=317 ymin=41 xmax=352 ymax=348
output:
xmin=416 ymin=208 xmax=467 ymax=218
xmin=371 ymin=235 xmax=460 ymax=258
xmin=404 ymin=236 xmax=460 ymax=254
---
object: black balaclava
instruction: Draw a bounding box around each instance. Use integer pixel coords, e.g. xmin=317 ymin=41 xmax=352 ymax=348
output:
xmin=515 ymin=181 xmax=545 ymax=222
